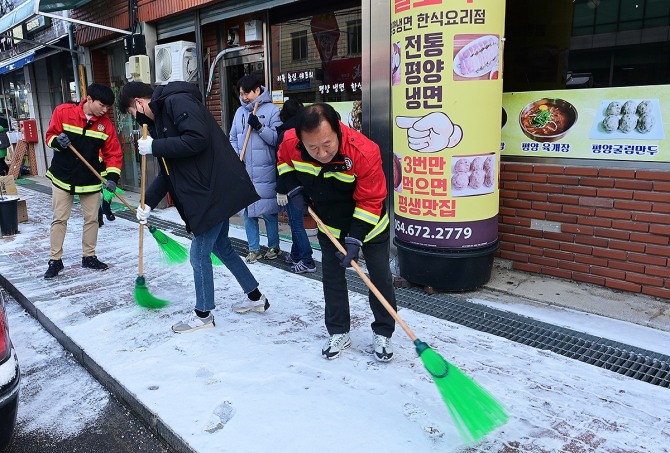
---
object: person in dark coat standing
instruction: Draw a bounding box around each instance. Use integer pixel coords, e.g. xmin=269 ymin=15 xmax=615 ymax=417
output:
xmin=118 ymin=81 xmax=269 ymax=334
xmin=275 ymin=99 xmax=316 ymax=274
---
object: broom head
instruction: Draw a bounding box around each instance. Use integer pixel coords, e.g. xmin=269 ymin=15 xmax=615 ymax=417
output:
xmin=148 ymin=226 xmax=189 ymax=265
xmin=211 ymin=253 xmax=223 ymax=266
xmin=414 ymin=339 xmax=508 ymax=444
xmin=134 ymin=276 xmax=170 ymax=309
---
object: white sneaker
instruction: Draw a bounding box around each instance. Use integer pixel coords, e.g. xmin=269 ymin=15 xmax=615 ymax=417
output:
xmin=322 ymin=332 xmax=351 ymax=360
xmin=232 ymin=294 xmax=270 ymax=314
xmin=372 ymin=333 xmax=394 ymax=362
xmin=172 ymin=312 xmax=215 ymax=333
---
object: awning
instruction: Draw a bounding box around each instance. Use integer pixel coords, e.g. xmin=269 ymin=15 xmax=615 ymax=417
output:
xmin=0 ymin=50 xmax=35 ymax=75
xmin=0 ymin=0 xmax=129 ymax=37
xmin=0 ymin=0 xmax=36 ymax=35
xmin=38 ymin=0 xmax=94 ymax=13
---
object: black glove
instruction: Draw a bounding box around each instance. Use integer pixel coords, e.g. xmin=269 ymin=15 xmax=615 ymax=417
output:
xmin=335 ymin=237 xmax=362 ymax=268
xmin=248 ymin=114 xmax=262 ymax=131
xmin=104 ymin=179 xmax=117 ymax=193
xmin=288 ymin=189 xmax=308 ymax=214
xmin=56 ymin=132 xmax=71 ymax=148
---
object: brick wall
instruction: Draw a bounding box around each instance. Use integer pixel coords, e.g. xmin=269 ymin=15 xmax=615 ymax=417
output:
xmin=73 ymin=0 xmax=129 ymax=46
xmin=74 ymin=0 xmax=217 ymax=45
xmin=91 ymin=49 xmax=110 ymax=85
xmin=498 ymin=162 xmax=670 ymax=300
xmin=138 ymin=0 xmax=213 ymax=23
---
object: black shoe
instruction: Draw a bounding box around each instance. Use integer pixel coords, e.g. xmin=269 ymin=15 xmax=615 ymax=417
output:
xmin=44 ymin=259 xmax=64 ymax=279
xmin=102 ymin=200 xmax=115 ymax=221
xmin=82 ymin=255 xmax=109 ymax=271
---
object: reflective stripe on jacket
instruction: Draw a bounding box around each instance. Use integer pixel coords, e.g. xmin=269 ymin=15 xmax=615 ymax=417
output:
xmin=45 ymin=100 xmax=122 ymax=194
xmin=277 ymin=122 xmax=389 ymax=242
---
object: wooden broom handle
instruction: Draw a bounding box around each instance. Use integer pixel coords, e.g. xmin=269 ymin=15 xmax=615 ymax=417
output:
xmin=67 ymin=143 xmax=137 ymax=215
xmin=138 ymin=124 xmax=149 ymax=277
xmin=239 ymin=102 xmax=259 ymax=162
xmin=306 ymin=207 xmax=416 ymax=341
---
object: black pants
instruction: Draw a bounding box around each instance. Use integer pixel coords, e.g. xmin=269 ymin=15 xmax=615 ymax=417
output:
xmin=318 ymin=228 xmax=397 ymax=338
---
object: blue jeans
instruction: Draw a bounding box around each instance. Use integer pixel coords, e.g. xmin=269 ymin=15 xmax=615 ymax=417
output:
xmin=243 ymin=210 xmax=279 ymax=251
xmin=287 ymin=199 xmax=314 ymax=264
xmin=190 ymin=219 xmax=259 ymax=312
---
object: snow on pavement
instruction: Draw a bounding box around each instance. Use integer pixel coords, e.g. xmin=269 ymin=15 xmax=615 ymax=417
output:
xmin=1 ymin=185 xmax=669 ymax=452
xmin=4 ymin=292 xmax=109 ymax=439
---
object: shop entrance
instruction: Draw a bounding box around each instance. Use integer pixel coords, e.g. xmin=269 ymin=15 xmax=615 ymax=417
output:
xmin=220 ymin=52 xmax=265 ymax=134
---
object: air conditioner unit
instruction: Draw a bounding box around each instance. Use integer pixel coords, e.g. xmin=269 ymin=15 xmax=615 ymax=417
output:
xmin=154 ymin=41 xmax=198 ymax=85
xmin=125 ymin=55 xmax=151 ymax=83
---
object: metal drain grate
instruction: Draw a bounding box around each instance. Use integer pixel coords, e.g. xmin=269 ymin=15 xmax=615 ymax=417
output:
xmin=396 ymin=290 xmax=670 ymax=388
xmin=25 ymin=183 xmax=670 ymax=388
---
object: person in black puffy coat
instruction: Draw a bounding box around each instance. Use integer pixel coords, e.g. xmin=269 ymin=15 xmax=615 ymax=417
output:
xmin=118 ymin=81 xmax=269 ymax=334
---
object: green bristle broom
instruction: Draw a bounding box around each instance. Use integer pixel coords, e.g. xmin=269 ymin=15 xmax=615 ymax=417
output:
xmin=134 ymin=125 xmax=170 ymax=309
xmin=308 ymin=207 xmax=508 ymax=443
xmin=68 ymin=144 xmax=188 ymax=266
xmin=102 ymin=186 xmax=124 ymax=203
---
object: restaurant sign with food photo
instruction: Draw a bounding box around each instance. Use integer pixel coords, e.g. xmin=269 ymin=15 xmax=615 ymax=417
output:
xmin=453 ymin=34 xmax=500 ymax=81
xmin=502 ymin=85 xmax=670 ymax=163
xmin=390 ymin=1 xmax=504 ymax=251
xmin=519 ymin=98 xmax=578 ymax=143
xmin=589 ymin=99 xmax=664 ymax=141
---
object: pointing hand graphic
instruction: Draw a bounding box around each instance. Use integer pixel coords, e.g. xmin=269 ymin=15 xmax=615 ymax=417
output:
xmin=395 ymin=112 xmax=463 ymax=153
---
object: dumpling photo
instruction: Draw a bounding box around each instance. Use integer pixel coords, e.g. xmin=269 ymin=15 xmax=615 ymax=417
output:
xmin=621 ymin=100 xmax=637 ymax=115
xmin=451 ymin=172 xmax=469 ymax=190
xmin=453 ymin=158 xmax=470 ymax=173
xmin=602 ymin=115 xmax=619 ymax=132
xmin=470 ymin=156 xmax=484 ymax=171
xmin=483 ymin=155 xmax=495 ymax=171
xmin=605 ymin=101 xmax=622 ymax=116
xmin=484 ymin=169 xmax=495 ymax=188
xmin=636 ymin=100 xmax=653 ymax=115
xmin=637 ymin=113 xmax=655 ymax=133
xmin=469 ymin=170 xmax=486 ymax=189
xmin=619 ymin=114 xmax=637 ymax=133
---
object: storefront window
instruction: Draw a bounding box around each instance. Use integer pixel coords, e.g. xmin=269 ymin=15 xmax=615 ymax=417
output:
xmin=504 ymin=1 xmax=670 ymax=92
xmin=0 ymin=71 xmax=28 ymax=126
xmin=270 ymin=4 xmax=362 ymax=130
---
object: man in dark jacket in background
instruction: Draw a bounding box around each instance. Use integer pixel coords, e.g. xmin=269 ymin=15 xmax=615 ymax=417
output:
xmin=275 ymin=99 xmax=316 ymax=274
xmin=118 ymin=81 xmax=268 ymax=334
xmin=44 ymin=83 xmax=123 ymax=279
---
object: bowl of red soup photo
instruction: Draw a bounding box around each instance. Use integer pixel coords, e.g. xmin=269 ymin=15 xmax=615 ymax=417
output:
xmin=519 ymin=98 xmax=578 ymax=142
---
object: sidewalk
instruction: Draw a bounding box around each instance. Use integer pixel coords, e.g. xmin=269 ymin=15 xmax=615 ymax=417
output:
xmin=2 ymin=178 xmax=670 ymax=453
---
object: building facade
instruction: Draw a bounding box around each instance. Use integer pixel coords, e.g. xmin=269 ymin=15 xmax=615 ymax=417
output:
xmin=1 ymin=0 xmax=667 ymax=299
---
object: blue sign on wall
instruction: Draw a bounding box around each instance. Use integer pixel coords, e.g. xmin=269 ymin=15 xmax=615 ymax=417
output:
xmin=0 ymin=53 xmax=34 ymax=75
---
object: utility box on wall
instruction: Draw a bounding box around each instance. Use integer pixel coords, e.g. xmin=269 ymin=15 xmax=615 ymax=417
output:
xmin=244 ymin=20 xmax=262 ymax=42
xmin=125 ymin=55 xmax=151 ymax=83
xmin=20 ymin=119 xmax=38 ymax=143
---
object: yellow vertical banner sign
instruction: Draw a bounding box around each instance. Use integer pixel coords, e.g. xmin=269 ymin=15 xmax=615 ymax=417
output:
xmin=391 ymin=0 xmax=505 ymax=290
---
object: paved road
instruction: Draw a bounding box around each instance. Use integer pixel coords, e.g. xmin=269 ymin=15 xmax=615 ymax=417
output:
xmin=3 ymin=290 xmax=172 ymax=453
